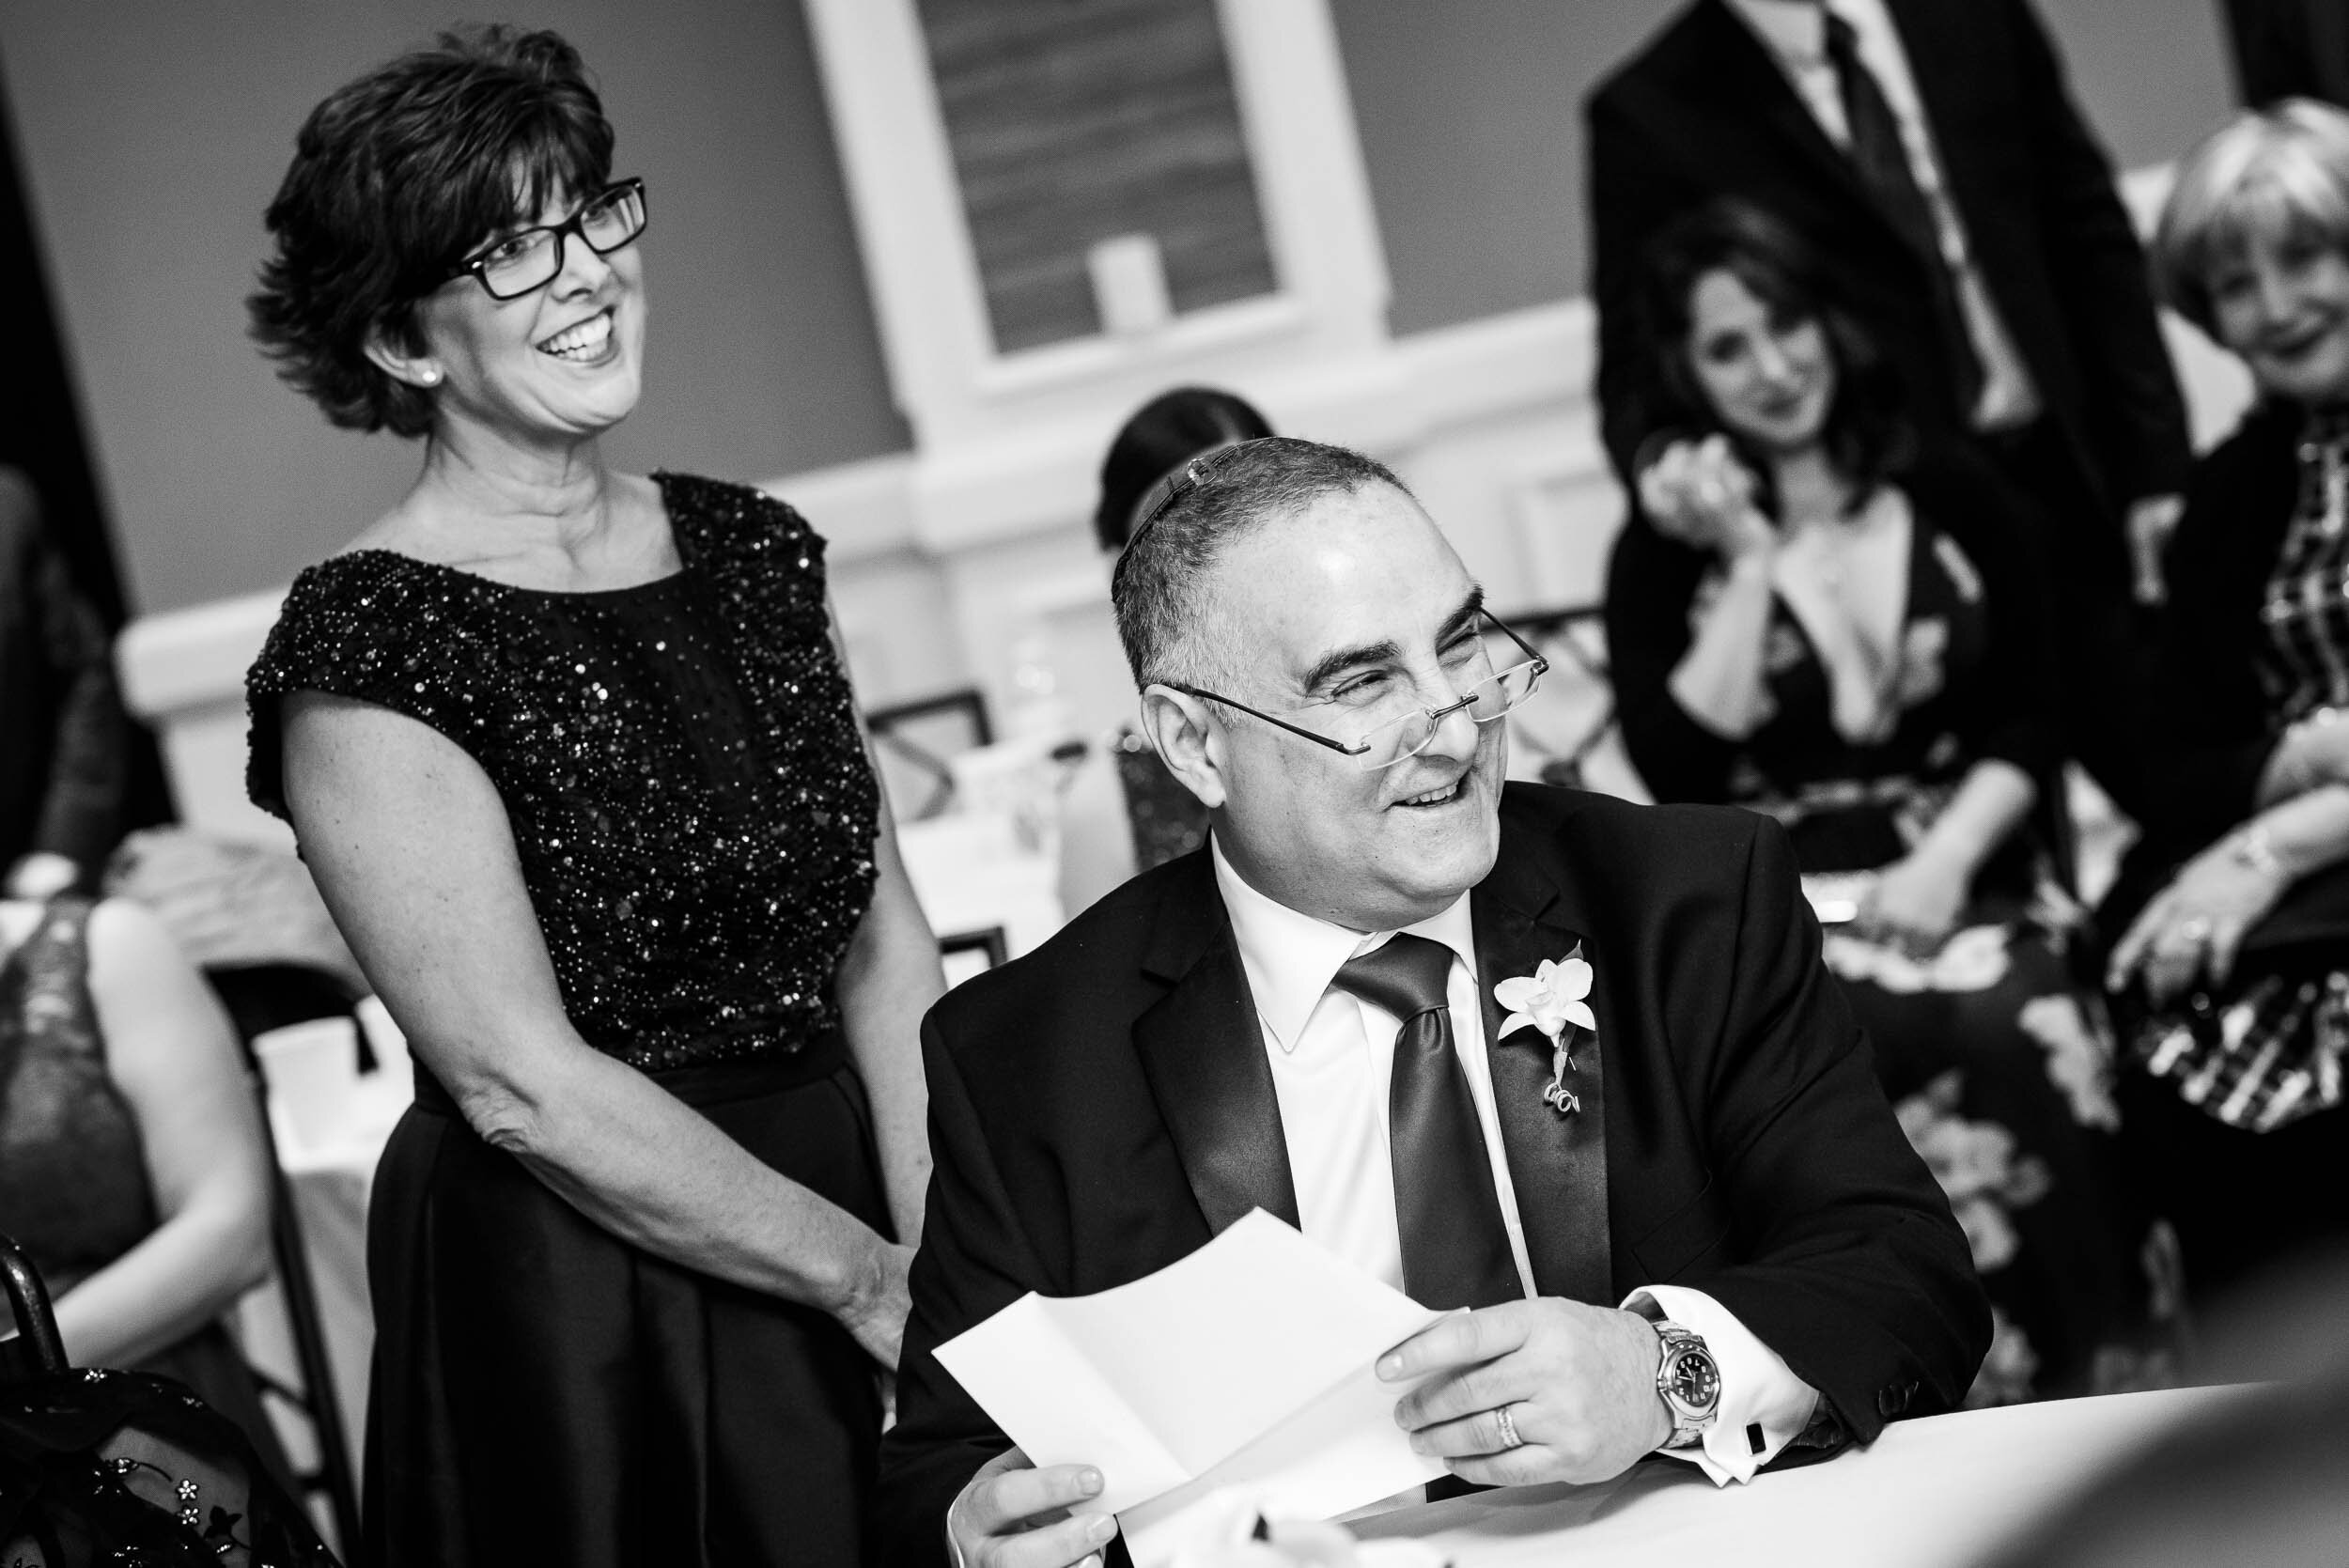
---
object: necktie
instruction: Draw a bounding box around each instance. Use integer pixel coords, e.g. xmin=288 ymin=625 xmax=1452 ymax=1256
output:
xmin=1332 ymin=933 xmax=1520 ymax=1310
xmin=1822 ymin=10 xmax=1985 ymax=416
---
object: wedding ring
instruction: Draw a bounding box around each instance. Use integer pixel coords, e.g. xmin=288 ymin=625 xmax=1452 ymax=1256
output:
xmin=1494 ymin=1403 xmax=1525 ymax=1451
xmin=2177 ymin=916 xmax=2214 ymax=944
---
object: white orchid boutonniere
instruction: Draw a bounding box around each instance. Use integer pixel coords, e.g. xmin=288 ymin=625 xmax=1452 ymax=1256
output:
xmin=1493 ymin=947 xmax=1595 ymax=1116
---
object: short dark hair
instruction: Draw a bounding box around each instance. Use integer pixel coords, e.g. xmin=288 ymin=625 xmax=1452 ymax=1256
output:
xmin=1110 ymin=436 xmax=1408 ymax=690
xmin=1093 ymin=387 xmax=1276 ymax=552
xmin=248 ymin=24 xmax=614 ymax=438
xmin=1629 ymin=199 xmax=1913 ymax=510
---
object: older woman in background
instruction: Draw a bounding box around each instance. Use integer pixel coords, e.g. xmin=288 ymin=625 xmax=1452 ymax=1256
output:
xmin=1606 ymin=200 xmax=2162 ymax=1403
xmin=243 ymin=27 xmax=939 ymax=1564
xmin=2108 ymin=98 xmax=2349 ymax=1309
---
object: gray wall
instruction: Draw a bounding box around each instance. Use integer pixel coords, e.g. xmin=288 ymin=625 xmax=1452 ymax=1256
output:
xmin=1330 ymin=0 xmax=2238 ymax=335
xmin=0 ymin=0 xmax=907 ymax=613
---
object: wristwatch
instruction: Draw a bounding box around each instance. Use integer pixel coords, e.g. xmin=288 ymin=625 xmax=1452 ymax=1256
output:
xmin=1652 ymin=1320 xmax=1721 ymax=1450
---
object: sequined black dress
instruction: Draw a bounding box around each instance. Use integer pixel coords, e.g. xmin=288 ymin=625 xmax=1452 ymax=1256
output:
xmin=245 ymin=474 xmax=890 ymax=1568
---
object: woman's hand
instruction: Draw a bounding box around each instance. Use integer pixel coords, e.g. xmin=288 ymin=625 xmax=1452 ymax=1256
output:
xmin=1637 ymin=436 xmax=1775 ymax=561
xmin=2108 ymin=842 xmax=2291 ymax=1008
xmin=4 ymin=850 xmax=80 ymax=900
xmin=1856 ymin=848 xmax=1970 ymax=955
xmin=837 ymin=1237 xmax=915 ymax=1370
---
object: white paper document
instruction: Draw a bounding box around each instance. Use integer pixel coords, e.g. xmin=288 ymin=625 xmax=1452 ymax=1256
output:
xmin=932 ymin=1209 xmax=1451 ymax=1566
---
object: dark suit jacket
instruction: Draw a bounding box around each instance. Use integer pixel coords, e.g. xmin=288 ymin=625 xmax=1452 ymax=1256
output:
xmin=2223 ymin=0 xmax=2349 ymax=109
xmin=0 ymin=467 xmax=127 ymax=876
xmin=874 ymin=784 xmax=1988 ymax=1566
xmin=1586 ymin=0 xmax=2190 ymax=520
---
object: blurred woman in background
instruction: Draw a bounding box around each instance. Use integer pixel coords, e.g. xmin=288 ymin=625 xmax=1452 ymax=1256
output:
xmin=244 ymin=26 xmax=939 ymax=1564
xmin=1059 ymin=387 xmax=1275 ymax=913
xmin=0 ymin=895 xmax=282 ymax=1467
xmin=1606 ymin=200 xmax=2163 ymax=1402
xmin=2107 ymin=98 xmax=2349 ymax=1310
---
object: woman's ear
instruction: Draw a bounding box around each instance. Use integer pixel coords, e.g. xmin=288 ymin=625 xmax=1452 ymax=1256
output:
xmin=364 ymin=323 xmax=443 ymax=390
xmin=1135 ymin=685 xmax=1227 ymax=811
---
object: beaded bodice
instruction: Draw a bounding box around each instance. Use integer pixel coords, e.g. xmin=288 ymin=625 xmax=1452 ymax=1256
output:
xmin=245 ymin=474 xmax=879 ymax=1070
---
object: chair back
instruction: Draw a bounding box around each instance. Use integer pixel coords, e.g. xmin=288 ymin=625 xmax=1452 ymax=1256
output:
xmin=0 ymin=1229 xmax=68 ymax=1383
xmin=201 ymin=963 xmax=367 ymax=1555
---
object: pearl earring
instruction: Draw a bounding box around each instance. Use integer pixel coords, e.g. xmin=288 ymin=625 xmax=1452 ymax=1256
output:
xmin=418 ymin=367 xmax=443 ymax=386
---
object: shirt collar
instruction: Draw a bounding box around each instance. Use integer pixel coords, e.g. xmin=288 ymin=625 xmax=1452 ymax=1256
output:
xmin=1728 ymin=0 xmax=1829 ymax=66
xmin=1210 ymin=834 xmax=1479 ymax=1053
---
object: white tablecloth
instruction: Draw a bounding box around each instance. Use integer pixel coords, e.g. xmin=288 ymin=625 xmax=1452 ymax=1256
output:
xmin=1351 ymin=1385 xmax=2249 ymax=1568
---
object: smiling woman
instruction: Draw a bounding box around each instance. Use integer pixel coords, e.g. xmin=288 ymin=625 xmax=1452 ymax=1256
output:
xmin=2098 ymin=98 xmax=2349 ymax=1311
xmin=1604 ymin=201 xmax=2171 ymax=1405
xmin=239 ymin=25 xmax=944 ymax=1567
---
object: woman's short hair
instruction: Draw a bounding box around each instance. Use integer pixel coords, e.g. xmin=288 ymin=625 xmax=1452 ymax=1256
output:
xmin=1093 ymin=387 xmax=1276 ymax=553
xmin=2155 ymin=99 xmax=2349 ymax=338
xmin=248 ymin=24 xmax=614 ymax=438
xmin=1629 ymin=199 xmax=1912 ymax=509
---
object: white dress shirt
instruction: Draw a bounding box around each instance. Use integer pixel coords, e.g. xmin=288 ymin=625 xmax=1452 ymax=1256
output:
xmin=1210 ymin=840 xmax=1820 ymax=1483
xmin=1729 ymin=0 xmax=2041 ymax=433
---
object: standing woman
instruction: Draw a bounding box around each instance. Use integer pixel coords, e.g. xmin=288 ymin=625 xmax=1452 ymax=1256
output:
xmin=2106 ymin=99 xmax=2349 ymax=1307
xmin=242 ymin=27 xmax=940 ymax=1565
xmin=1606 ymin=201 xmax=2160 ymax=1403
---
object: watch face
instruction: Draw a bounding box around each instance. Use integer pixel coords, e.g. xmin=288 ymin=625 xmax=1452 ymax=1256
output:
xmin=1667 ymin=1346 xmax=1721 ymax=1413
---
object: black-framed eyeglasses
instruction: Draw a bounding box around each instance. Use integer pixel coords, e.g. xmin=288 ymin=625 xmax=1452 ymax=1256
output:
xmin=1168 ymin=610 xmax=1550 ymax=771
xmin=446 ymin=178 xmax=648 ymax=301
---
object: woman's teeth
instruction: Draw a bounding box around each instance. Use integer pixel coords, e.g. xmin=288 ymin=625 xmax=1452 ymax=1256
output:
xmin=538 ymin=311 xmax=613 ymax=360
xmin=1399 ymin=780 xmax=1462 ymax=807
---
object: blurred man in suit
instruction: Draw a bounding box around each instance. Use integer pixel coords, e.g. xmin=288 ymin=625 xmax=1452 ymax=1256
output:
xmin=874 ymin=439 xmax=1987 ymax=1568
xmin=1587 ymin=0 xmax=2191 ymax=818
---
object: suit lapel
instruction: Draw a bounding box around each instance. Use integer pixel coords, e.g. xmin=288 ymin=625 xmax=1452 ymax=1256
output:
xmin=1475 ymin=835 xmax=1613 ymax=1306
xmin=1132 ymin=854 xmax=1301 ymax=1234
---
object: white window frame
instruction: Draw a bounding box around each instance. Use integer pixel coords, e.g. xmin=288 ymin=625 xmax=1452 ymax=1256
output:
xmin=801 ymin=0 xmax=1394 ymax=494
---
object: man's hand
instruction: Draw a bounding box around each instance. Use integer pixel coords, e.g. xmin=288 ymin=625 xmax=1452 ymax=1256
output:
xmin=947 ymin=1447 xmax=1118 ymax=1568
xmin=2125 ymin=492 xmax=2185 ymax=605
xmin=1379 ymin=1299 xmax=1671 ymax=1487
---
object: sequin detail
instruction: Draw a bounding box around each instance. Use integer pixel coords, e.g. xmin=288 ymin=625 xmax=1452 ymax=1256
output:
xmin=244 ymin=473 xmax=879 ymax=1070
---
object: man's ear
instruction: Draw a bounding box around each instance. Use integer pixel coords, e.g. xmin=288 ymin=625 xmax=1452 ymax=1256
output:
xmin=1136 ymin=684 xmax=1227 ymax=811
xmin=363 ymin=323 xmax=443 ymax=389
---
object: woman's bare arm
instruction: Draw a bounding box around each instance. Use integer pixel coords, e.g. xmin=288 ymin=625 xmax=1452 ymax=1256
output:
xmin=833 ymin=790 xmax=941 ymax=1250
xmin=282 ymin=691 xmax=910 ymax=1362
xmin=51 ymin=900 xmax=272 ymax=1368
xmin=1666 ymin=553 xmax=1781 ymax=738
xmin=823 ymin=598 xmax=942 ymax=1249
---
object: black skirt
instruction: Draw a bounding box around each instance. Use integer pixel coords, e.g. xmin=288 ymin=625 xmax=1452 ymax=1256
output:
xmin=359 ymin=1046 xmax=888 ymax=1568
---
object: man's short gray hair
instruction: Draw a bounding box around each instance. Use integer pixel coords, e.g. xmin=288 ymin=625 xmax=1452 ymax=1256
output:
xmin=1110 ymin=436 xmax=1411 ymax=691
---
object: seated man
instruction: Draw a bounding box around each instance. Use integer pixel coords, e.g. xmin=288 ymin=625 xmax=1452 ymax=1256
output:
xmin=875 ymin=438 xmax=1989 ymax=1568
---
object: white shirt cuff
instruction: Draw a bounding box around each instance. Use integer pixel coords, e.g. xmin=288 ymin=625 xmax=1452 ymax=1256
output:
xmin=1622 ymin=1283 xmax=1820 ymax=1485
